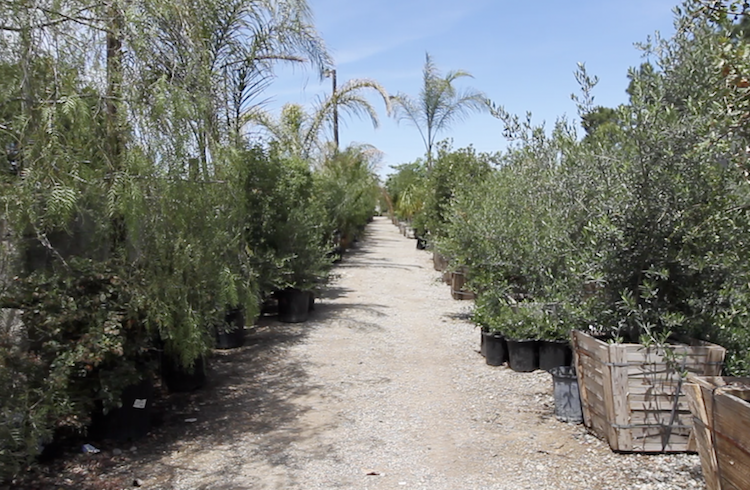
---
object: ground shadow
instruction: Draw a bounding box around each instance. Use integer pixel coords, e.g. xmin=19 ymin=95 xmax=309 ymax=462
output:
xmin=15 ymin=219 xmax=400 ymax=489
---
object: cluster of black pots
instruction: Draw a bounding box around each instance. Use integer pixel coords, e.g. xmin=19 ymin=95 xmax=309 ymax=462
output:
xmin=479 ymin=330 xmax=572 ymax=373
xmin=479 ymin=330 xmax=583 ymax=423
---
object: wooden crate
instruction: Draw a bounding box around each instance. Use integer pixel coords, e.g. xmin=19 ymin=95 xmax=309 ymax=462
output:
xmin=432 ymin=251 xmax=448 ymax=272
xmin=450 ymin=269 xmax=475 ymax=300
xmin=572 ymin=330 xmax=725 ymax=452
xmin=684 ymin=375 xmax=750 ymax=490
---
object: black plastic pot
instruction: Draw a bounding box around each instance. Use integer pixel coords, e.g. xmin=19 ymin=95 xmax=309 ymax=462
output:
xmin=277 ymin=288 xmax=310 ymax=323
xmin=484 ymin=332 xmax=508 ymax=366
xmin=162 ymin=356 xmax=207 ymax=392
xmin=538 ymin=340 xmax=572 ymax=371
xmin=215 ymin=308 xmax=245 ymax=349
xmin=416 ymin=236 xmax=427 ymax=250
xmin=507 ymin=339 xmax=540 ymax=372
xmin=90 ymin=378 xmax=153 ymax=442
xmin=549 ymin=366 xmax=583 ymax=423
xmin=480 ymin=328 xmax=488 ymax=357
xmin=308 ymin=291 xmax=315 ymax=312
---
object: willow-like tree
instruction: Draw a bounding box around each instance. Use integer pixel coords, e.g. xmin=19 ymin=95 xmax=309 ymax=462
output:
xmin=390 ymin=53 xmax=487 ymax=167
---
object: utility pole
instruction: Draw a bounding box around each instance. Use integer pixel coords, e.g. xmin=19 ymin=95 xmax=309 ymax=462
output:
xmin=327 ymin=69 xmax=339 ymax=151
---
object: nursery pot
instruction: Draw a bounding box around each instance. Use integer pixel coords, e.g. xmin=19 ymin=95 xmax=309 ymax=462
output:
xmin=507 ymin=339 xmax=540 ymax=372
xmin=549 ymin=366 xmax=583 ymax=423
xmin=538 ymin=340 xmax=572 ymax=371
xmin=215 ymin=308 xmax=245 ymax=349
xmin=308 ymin=291 xmax=315 ymax=312
xmin=484 ymin=332 xmax=508 ymax=367
xmin=480 ymin=327 xmax=488 ymax=357
xmin=162 ymin=356 xmax=207 ymax=393
xmin=277 ymin=288 xmax=310 ymax=323
xmin=90 ymin=378 xmax=153 ymax=442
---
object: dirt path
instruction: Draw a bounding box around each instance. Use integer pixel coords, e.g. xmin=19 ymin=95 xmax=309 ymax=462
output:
xmin=38 ymin=217 xmax=705 ymax=489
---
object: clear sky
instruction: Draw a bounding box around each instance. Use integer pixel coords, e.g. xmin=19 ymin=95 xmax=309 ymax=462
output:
xmin=265 ymin=0 xmax=679 ymax=177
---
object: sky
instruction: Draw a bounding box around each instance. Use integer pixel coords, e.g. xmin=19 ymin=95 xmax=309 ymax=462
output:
xmin=264 ymin=0 xmax=679 ymax=178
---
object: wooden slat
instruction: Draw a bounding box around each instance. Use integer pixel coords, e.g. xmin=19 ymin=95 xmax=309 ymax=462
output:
xmin=574 ymin=331 xmax=610 ymax=361
xmin=685 ymin=376 xmax=750 ymax=490
xmin=629 ymin=398 xmax=690 ymax=412
xmin=690 ymin=416 xmax=720 ymax=490
xmin=572 ymin=332 xmax=591 ymax=427
xmin=628 ymin=409 xmax=692 ymax=426
xmin=705 ymin=346 xmax=727 ymax=376
xmin=627 ymin=380 xmax=683 ymax=395
xmin=714 ymin=391 xmax=750 ymax=455
xmin=716 ymin=430 xmax=750 ymax=490
xmin=611 ymin=343 xmax=631 ymax=451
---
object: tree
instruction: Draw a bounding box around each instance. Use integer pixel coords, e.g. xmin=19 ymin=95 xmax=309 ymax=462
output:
xmin=580 ymin=106 xmax=621 ymax=136
xmin=247 ymin=77 xmax=390 ymax=161
xmin=390 ymin=53 xmax=487 ymax=166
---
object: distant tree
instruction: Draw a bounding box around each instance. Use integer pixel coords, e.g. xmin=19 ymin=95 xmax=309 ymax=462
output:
xmin=390 ymin=53 xmax=487 ymax=167
xmin=247 ymin=78 xmax=389 ymax=161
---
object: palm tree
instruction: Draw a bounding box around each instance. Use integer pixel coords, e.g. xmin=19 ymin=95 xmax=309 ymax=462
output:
xmin=391 ymin=53 xmax=487 ymax=167
xmin=247 ymin=77 xmax=390 ymax=161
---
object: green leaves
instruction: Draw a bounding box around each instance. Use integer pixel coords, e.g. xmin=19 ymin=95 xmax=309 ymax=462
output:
xmin=392 ymin=53 xmax=487 ymax=165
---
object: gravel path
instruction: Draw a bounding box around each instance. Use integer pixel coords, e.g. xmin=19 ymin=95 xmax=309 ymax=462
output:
xmin=65 ymin=217 xmax=706 ymax=489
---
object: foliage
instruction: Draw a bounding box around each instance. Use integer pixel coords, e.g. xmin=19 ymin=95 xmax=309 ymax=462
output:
xmin=448 ymin=2 xmax=750 ymax=375
xmin=247 ymin=79 xmax=390 ymax=161
xmin=472 ymin=291 xmax=575 ymax=341
xmin=384 ymin=161 xmax=427 ymax=221
xmin=240 ymin=147 xmax=331 ymax=295
xmin=315 ymin=144 xmax=381 ymax=241
xmin=391 ymin=53 xmax=487 ymax=166
xmin=0 ymin=0 xmax=334 ymax=481
xmin=439 ymin=121 xmax=579 ymax=302
xmin=0 ymin=258 xmax=152 ymax=478
xmin=421 ymin=142 xmax=495 ymax=239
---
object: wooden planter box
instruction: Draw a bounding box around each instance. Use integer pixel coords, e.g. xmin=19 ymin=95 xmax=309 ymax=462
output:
xmin=572 ymin=330 xmax=725 ymax=452
xmin=450 ymin=268 xmax=475 ymax=300
xmin=685 ymin=375 xmax=750 ymax=490
xmin=432 ymin=251 xmax=448 ymax=272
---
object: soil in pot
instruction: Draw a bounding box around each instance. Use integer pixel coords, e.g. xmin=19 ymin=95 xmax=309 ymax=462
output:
xmin=549 ymin=366 xmax=583 ymax=423
xmin=484 ymin=332 xmax=508 ymax=366
xmin=215 ymin=308 xmax=245 ymax=349
xmin=538 ymin=340 xmax=572 ymax=371
xmin=507 ymin=339 xmax=539 ymax=372
xmin=277 ymin=288 xmax=310 ymax=323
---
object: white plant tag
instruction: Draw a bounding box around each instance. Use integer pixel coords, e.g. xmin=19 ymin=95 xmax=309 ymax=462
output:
xmin=133 ymin=399 xmax=147 ymax=409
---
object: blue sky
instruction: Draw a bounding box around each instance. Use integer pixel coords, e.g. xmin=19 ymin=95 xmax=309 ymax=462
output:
xmin=265 ymin=0 xmax=679 ymax=177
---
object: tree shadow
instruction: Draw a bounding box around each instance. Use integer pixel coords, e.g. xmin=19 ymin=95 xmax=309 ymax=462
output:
xmin=38 ymin=321 xmax=337 ymax=489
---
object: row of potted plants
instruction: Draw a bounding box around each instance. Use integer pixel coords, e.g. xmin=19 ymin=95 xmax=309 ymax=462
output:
xmin=0 ymin=146 xmax=379 ymax=479
xmin=385 ymin=3 xmax=750 ymax=463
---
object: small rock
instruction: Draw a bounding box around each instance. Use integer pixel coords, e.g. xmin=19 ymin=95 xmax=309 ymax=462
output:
xmin=133 ymin=478 xmax=143 ymax=487
xmin=112 ymin=448 xmax=123 ymax=456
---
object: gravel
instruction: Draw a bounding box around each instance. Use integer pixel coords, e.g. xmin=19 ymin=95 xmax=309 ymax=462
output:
xmin=13 ymin=217 xmax=706 ymax=489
